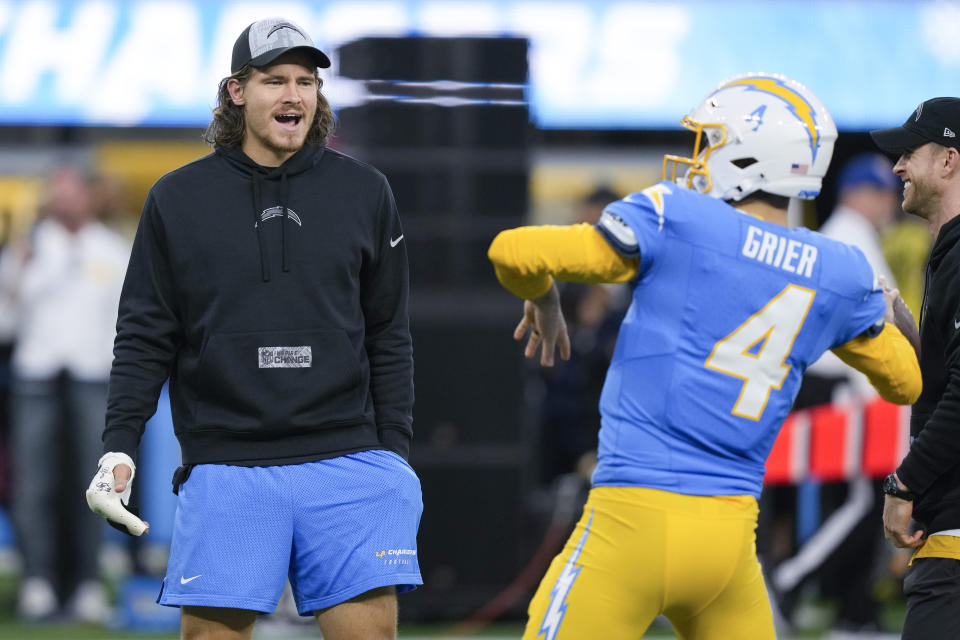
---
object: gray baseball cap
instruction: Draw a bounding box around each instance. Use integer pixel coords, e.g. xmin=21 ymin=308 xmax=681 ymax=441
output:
xmin=231 ymin=18 xmax=330 ymax=73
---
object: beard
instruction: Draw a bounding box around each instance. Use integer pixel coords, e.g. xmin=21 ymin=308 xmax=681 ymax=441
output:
xmin=245 ymin=108 xmax=316 ymax=160
xmin=903 ymin=178 xmax=940 ymax=220
xmin=256 ymin=126 xmax=307 ymax=155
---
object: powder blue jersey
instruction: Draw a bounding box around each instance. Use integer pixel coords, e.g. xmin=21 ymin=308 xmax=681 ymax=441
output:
xmin=592 ymin=182 xmax=885 ymax=498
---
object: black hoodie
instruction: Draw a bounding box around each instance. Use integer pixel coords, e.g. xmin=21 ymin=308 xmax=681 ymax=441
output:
xmin=102 ymin=143 xmax=413 ymax=465
xmin=898 ymin=214 xmax=960 ymax=534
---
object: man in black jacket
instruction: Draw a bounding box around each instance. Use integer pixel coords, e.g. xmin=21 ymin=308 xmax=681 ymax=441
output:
xmin=873 ymin=97 xmax=960 ymax=639
xmin=85 ymin=17 xmax=420 ymax=640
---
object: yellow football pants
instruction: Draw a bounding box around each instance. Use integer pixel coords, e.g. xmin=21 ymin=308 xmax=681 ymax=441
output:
xmin=523 ymin=486 xmax=775 ymax=640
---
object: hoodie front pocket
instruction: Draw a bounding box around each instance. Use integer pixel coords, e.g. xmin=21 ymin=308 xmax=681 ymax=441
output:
xmin=193 ymin=328 xmax=364 ymax=432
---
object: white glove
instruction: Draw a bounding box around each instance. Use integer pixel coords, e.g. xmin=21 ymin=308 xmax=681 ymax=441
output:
xmin=85 ymin=452 xmax=149 ymax=536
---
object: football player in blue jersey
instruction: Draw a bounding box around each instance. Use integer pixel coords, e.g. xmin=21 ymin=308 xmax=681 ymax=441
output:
xmin=488 ymin=73 xmax=922 ymax=639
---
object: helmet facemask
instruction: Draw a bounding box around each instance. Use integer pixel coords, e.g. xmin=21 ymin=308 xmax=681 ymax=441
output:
xmin=663 ymin=115 xmax=727 ymax=195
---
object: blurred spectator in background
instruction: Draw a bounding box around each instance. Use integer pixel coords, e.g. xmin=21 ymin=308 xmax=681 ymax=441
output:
xmin=0 ymin=165 xmax=130 ymax=622
xmin=533 ymin=186 xmax=625 ymax=484
xmin=804 ymin=153 xmax=901 ymax=398
xmin=574 ymin=186 xmax=621 ymax=226
xmin=774 ymin=153 xmax=903 ymax=635
xmin=883 ymin=219 xmax=930 ymax=327
xmin=0 ymin=210 xmax=14 ymax=518
xmin=89 ymin=173 xmax=138 ymax=239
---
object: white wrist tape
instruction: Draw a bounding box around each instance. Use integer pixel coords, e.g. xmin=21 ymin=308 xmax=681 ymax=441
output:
xmin=85 ymin=451 xmax=148 ymax=536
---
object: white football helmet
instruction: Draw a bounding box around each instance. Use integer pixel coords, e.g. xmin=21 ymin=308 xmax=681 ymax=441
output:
xmin=663 ymin=72 xmax=837 ymax=201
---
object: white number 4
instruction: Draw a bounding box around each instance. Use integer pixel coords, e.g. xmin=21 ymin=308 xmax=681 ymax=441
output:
xmin=705 ymin=285 xmax=815 ymax=420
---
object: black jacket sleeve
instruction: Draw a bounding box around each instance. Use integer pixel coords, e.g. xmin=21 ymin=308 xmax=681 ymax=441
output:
xmin=898 ymin=274 xmax=960 ymax=495
xmin=102 ymin=193 xmax=182 ymax=459
xmin=361 ymin=178 xmax=414 ymax=459
xmin=899 ymin=367 xmax=960 ymax=495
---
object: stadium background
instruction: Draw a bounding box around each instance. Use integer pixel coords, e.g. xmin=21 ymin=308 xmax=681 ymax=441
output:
xmin=0 ymin=1 xmax=956 ymax=637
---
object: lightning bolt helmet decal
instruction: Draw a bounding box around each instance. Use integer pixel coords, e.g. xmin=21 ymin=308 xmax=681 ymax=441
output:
xmin=721 ymin=77 xmax=821 ymax=163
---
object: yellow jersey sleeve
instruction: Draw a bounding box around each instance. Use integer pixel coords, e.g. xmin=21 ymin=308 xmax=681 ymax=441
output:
xmin=831 ymin=322 xmax=922 ymax=405
xmin=487 ymin=223 xmax=639 ymax=300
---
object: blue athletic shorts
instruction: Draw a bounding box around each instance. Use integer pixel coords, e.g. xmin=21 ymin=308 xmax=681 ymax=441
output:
xmin=156 ymin=449 xmax=422 ymax=615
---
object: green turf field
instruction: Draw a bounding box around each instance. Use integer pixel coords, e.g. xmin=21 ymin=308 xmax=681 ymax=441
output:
xmin=0 ymin=622 xmax=674 ymax=639
xmin=0 ymin=619 xmax=878 ymax=639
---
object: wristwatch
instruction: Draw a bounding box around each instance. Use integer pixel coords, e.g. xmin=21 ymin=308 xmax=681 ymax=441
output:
xmin=882 ymin=473 xmax=916 ymax=501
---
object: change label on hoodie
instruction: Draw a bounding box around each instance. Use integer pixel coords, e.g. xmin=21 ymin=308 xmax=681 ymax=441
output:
xmin=259 ymin=346 xmax=312 ymax=368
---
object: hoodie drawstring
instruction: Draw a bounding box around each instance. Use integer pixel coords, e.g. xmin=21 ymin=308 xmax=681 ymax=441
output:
xmin=217 ymin=144 xmax=321 ymax=283
xmin=251 ymin=176 xmax=271 ymax=282
xmin=280 ymin=170 xmax=290 ymax=273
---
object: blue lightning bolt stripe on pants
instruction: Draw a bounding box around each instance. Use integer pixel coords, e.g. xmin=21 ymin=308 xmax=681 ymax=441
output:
xmin=523 ymin=486 xmax=775 ymax=640
xmin=537 ymin=510 xmax=594 ymax=640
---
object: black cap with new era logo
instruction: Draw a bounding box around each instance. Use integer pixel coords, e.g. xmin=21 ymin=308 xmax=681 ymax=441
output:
xmin=871 ymin=97 xmax=960 ymax=154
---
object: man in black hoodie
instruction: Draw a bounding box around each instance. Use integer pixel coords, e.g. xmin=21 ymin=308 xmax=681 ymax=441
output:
xmin=85 ymin=17 xmax=420 ymax=639
xmin=873 ymin=97 xmax=960 ymax=639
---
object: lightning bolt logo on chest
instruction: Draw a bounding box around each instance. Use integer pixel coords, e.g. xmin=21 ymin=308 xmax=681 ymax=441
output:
xmin=538 ymin=510 xmax=593 ymax=640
